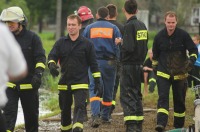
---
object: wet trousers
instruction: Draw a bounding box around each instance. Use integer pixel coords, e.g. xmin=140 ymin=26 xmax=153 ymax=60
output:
xmin=156 ymin=77 xmax=187 ymax=128
xmin=120 ymin=65 xmax=144 ymax=124
xmin=59 ymin=89 xmax=88 ymax=131
xmin=3 ymin=87 xmax=39 ymax=132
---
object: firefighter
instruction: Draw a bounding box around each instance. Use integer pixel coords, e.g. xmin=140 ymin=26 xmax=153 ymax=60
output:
xmin=152 ymin=11 xmax=198 ymax=132
xmin=143 ymin=48 xmax=157 ymax=96
xmin=0 ymin=22 xmax=27 ymax=132
xmin=76 ymin=6 xmax=94 ymax=34
xmin=83 ymin=6 xmax=121 ymax=128
xmin=120 ymin=0 xmax=148 ymax=131
xmin=0 ymin=6 xmax=46 ymax=132
xmin=106 ymin=3 xmax=124 ymax=117
xmin=48 ymin=14 xmax=101 ymax=132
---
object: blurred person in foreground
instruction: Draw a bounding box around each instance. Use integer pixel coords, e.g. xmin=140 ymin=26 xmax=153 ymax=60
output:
xmin=120 ymin=0 xmax=148 ymax=131
xmin=106 ymin=3 xmax=124 ymax=117
xmin=0 ymin=22 xmax=27 ymax=132
xmin=48 ymin=14 xmax=101 ymax=132
xmin=83 ymin=6 xmax=121 ymax=127
xmin=152 ymin=11 xmax=198 ymax=132
xmin=1 ymin=6 xmax=46 ymax=132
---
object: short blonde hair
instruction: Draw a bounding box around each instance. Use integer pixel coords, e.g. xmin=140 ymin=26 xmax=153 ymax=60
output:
xmin=165 ymin=11 xmax=177 ymax=21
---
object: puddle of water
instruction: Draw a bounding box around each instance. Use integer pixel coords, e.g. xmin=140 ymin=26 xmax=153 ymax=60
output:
xmin=16 ymin=89 xmax=53 ymax=126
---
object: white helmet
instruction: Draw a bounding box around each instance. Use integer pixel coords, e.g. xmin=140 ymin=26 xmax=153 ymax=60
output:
xmin=0 ymin=6 xmax=25 ymax=22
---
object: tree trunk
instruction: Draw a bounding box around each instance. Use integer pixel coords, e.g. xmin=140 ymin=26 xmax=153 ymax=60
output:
xmin=56 ymin=0 xmax=62 ymax=40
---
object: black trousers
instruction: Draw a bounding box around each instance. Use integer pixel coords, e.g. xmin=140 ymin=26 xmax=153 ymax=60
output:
xmin=3 ymin=87 xmax=39 ymax=132
xmin=156 ymin=77 xmax=187 ymax=128
xmin=120 ymin=65 xmax=143 ymax=124
xmin=0 ymin=110 xmax=6 ymax=132
xmin=59 ymin=89 xmax=88 ymax=130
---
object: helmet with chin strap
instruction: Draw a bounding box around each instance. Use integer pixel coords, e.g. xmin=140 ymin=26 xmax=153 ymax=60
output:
xmin=77 ymin=6 xmax=94 ymax=22
xmin=0 ymin=6 xmax=27 ymax=26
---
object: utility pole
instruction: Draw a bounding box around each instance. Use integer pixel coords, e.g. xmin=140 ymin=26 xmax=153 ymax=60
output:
xmin=56 ymin=0 xmax=62 ymax=40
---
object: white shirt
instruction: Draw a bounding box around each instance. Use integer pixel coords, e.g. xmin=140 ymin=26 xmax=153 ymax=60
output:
xmin=0 ymin=23 xmax=27 ymax=107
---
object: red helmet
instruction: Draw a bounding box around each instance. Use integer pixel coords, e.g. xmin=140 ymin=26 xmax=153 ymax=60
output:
xmin=77 ymin=6 xmax=94 ymax=22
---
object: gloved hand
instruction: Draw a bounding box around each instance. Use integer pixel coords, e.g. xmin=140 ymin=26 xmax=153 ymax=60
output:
xmin=185 ymin=59 xmax=194 ymax=72
xmin=94 ymin=78 xmax=102 ymax=97
xmin=49 ymin=63 xmax=59 ymax=77
xmin=31 ymin=73 xmax=42 ymax=90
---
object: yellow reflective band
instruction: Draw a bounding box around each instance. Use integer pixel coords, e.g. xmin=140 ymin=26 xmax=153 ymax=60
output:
xmin=6 ymin=82 xmax=16 ymax=88
xmin=73 ymin=122 xmax=83 ymax=129
xmin=92 ymin=72 xmax=101 ymax=78
xmin=71 ymin=84 xmax=88 ymax=90
xmin=190 ymin=54 xmax=197 ymax=59
xmin=157 ymin=108 xmax=169 ymax=115
xmin=61 ymin=124 xmax=72 ymax=131
xmin=149 ymin=78 xmax=156 ymax=83
xmin=136 ymin=30 xmax=147 ymax=40
xmin=6 ymin=130 xmax=12 ymax=132
xmin=157 ymin=71 xmax=170 ymax=79
xmin=48 ymin=60 xmax=56 ymax=64
xmin=124 ymin=116 xmax=144 ymax=121
xmin=20 ymin=84 xmax=32 ymax=90
xmin=174 ymin=112 xmax=185 ymax=117
xmin=152 ymin=60 xmax=158 ymax=66
xmin=58 ymin=85 xmax=67 ymax=90
xmin=112 ymin=100 xmax=116 ymax=105
xmin=174 ymin=73 xmax=188 ymax=80
xmin=35 ymin=62 xmax=45 ymax=69
xmin=58 ymin=84 xmax=88 ymax=90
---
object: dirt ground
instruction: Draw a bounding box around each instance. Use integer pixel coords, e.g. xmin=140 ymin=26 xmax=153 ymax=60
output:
xmin=15 ymin=92 xmax=195 ymax=132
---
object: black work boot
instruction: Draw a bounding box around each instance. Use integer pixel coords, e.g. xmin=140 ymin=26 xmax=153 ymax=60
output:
xmin=155 ymin=125 xmax=165 ymax=132
xmin=126 ymin=123 xmax=142 ymax=132
xmin=73 ymin=127 xmax=83 ymax=132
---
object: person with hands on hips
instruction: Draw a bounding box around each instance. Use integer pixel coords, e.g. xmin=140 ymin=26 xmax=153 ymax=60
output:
xmin=0 ymin=6 xmax=46 ymax=132
xmin=48 ymin=14 xmax=101 ymax=132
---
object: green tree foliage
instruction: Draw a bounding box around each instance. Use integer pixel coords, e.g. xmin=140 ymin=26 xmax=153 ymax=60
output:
xmin=25 ymin=0 xmax=56 ymax=32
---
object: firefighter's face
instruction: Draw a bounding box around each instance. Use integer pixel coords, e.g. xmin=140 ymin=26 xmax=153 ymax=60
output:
xmin=165 ymin=16 xmax=177 ymax=32
xmin=192 ymin=36 xmax=200 ymax=45
xmin=67 ymin=18 xmax=81 ymax=36
xmin=5 ymin=21 xmax=20 ymax=32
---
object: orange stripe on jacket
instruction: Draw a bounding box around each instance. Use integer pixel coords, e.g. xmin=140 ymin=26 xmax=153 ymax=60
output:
xmin=90 ymin=28 xmax=113 ymax=39
xmin=102 ymin=101 xmax=112 ymax=106
xmin=90 ymin=97 xmax=101 ymax=102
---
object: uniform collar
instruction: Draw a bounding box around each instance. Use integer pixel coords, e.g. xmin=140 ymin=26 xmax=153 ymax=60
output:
xmin=126 ymin=16 xmax=137 ymax=23
xmin=64 ymin=34 xmax=83 ymax=42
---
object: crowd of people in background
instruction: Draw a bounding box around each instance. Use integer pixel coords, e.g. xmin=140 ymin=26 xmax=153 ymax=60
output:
xmin=0 ymin=0 xmax=199 ymax=132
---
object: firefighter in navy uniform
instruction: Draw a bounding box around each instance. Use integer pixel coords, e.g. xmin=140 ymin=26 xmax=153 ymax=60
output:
xmin=152 ymin=11 xmax=198 ymax=132
xmin=0 ymin=6 xmax=46 ymax=132
xmin=120 ymin=0 xmax=148 ymax=131
xmin=48 ymin=14 xmax=101 ymax=132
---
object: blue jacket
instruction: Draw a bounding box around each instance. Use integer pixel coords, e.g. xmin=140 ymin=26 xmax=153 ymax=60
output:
xmin=195 ymin=44 xmax=200 ymax=67
xmin=83 ymin=18 xmax=121 ymax=61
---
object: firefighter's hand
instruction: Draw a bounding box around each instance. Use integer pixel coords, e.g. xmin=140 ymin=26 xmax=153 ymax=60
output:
xmin=94 ymin=78 xmax=102 ymax=97
xmin=49 ymin=63 xmax=59 ymax=77
xmin=185 ymin=59 xmax=194 ymax=72
xmin=31 ymin=73 xmax=42 ymax=90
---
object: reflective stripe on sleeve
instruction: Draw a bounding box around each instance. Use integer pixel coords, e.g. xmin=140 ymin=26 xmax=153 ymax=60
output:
xmin=35 ymin=62 xmax=45 ymax=69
